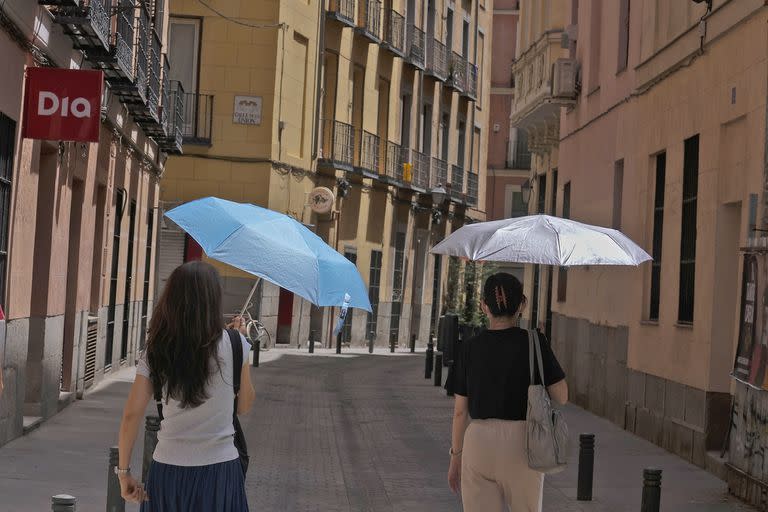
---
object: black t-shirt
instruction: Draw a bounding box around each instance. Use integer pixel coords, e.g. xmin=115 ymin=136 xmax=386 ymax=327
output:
xmin=453 ymin=327 xmax=566 ymax=421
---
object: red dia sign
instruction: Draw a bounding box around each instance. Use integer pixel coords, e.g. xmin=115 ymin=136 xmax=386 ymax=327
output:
xmin=22 ymin=67 xmax=103 ymax=143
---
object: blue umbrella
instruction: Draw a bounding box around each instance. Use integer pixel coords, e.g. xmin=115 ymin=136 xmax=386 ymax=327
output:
xmin=165 ymin=197 xmax=372 ymax=312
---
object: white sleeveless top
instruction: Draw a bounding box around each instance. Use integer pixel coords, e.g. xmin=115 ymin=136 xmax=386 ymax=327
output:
xmin=136 ymin=330 xmax=250 ymax=467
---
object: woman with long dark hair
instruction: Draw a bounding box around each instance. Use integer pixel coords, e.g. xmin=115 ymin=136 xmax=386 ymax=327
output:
xmin=448 ymin=272 xmax=568 ymax=511
xmin=116 ymin=261 xmax=255 ymax=511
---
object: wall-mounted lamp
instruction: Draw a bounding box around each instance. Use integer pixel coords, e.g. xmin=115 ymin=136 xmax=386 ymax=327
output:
xmin=430 ymin=184 xmax=447 ymax=205
xmin=521 ymin=179 xmax=532 ymax=205
xmin=431 ymin=209 xmax=443 ymax=225
xmin=336 ymin=177 xmax=351 ymax=198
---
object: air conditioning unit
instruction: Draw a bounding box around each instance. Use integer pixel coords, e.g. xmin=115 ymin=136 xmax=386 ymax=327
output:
xmin=551 ymin=58 xmax=578 ymax=100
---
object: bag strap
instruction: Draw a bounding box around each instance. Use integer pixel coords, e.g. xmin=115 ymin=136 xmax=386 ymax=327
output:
xmin=153 ymin=380 xmax=164 ymax=421
xmin=528 ymin=330 xmax=548 ymax=387
xmin=226 ymin=329 xmax=243 ymax=407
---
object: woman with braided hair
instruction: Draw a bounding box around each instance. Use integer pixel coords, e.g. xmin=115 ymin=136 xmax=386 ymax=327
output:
xmin=447 ymin=272 xmax=568 ymax=511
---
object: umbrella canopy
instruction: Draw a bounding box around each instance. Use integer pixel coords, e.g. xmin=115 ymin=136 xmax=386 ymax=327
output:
xmin=165 ymin=197 xmax=372 ymax=312
xmin=431 ymin=215 xmax=652 ymax=266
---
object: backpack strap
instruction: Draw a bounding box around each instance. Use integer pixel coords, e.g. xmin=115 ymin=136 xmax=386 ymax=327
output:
xmin=226 ymin=329 xmax=243 ymax=400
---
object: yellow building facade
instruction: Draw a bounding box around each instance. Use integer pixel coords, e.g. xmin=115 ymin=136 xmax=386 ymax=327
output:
xmin=160 ymin=0 xmax=492 ymax=348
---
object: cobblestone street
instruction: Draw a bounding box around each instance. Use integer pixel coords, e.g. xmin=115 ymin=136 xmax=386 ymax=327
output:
xmin=0 ymin=349 xmax=756 ymax=511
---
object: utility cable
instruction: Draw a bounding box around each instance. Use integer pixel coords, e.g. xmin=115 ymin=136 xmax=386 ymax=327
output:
xmin=195 ymin=0 xmax=284 ymax=30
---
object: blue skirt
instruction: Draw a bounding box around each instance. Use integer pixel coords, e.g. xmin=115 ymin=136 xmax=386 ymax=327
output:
xmin=141 ymin=459 xmax=249 ymax=512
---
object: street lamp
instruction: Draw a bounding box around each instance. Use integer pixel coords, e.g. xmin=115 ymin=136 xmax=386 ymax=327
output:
xmin=521 ymin=179 xmax=532 ymax=205
xmin=430 ymin=184 xmax=447 ymax=205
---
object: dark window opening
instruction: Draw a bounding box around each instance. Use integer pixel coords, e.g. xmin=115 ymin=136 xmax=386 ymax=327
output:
xmin=650 ymin=152 xmax=666 ymax=321
xmin=679 ymin=136 xmax=699 ymax=323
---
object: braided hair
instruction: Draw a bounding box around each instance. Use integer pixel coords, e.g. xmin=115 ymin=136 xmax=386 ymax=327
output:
xmin=482 ymin=272 xmax=525 ymax=318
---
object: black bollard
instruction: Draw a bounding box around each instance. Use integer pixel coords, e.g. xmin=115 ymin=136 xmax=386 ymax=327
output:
xmin=641 ymin=468 xmax=662 ymax=512
xmin=410 ymin=334 xmax=416 ymax=353
xmin=309 ymin=329 xmax=316 ymax=353
xmin=252 ymin=338 xmax=260 ymax=367
xmin=107 ymin=447 xmax=125 ymax=512
xmin=577 ymin=434 xmax=595 ymax=501
xmin=368 ymin=331 xmax=375 ymax=354
xmin=425 ymin=340 xmax=434 ymax=379
xmin=142 ymin=416 xmax=161 ymax=482
xmin=434 ymin=353 xmax=443 ymax=386
xmin=390 ymin=338 xmax=396 ymax=353
xmin=336 ymin=332 xmax=342 ymax=354
xmin=51 ymin=494 xmax=76 ymax=512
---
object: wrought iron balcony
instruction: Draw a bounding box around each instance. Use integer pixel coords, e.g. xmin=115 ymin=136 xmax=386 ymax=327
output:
xmin=382 ymin=9 xmax=405 ymax=57
xmin=466 ymin=172 xmax=479 ymax=206
xmin=158 ymin=80 xmax=184 ymax=155
xmin=431 ymin=157 xmax=448 ymax=189
xmin=411 ymin=150 xmax=430 ymax=190
xmin=42 ymin=0 xmax=111 ymax=52
xmin=448 ymin=52 xmax=468 ymax=92
xmin=406 ymin=24 xmax=425 ymax=70
xmin=160 ymin=54 xmax=171 ymax=137
xmin=355 ymin=0 xmax=382 ymax=43
xmin=359 ymin=130 xmax=381 ymax=176
xmin=451 ymin=165 xmax=465 ymax=201
xmin=319 ymin=119 xmax=354 ymax=169
xmin=463 ymin=62 xmax=478 ymax=100
xmin=327 ymin=0 xmax=355 ymax=27
xmin=385 ymin=141 xmax=404 ymax=182
xmin=182 ymin=92 xmax=214 ymax=145
xmin=147 ymin=32 xmax=162 ymax=123
xmin=425 ymin=38 xmax=449 ymax=81
xmin=133 ymin=6 xmax=150 ymax=104
xmin=110 ymin=0 xmax=136 ymax=81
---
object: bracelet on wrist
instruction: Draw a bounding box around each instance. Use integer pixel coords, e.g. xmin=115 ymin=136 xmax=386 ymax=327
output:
xmin=449 ymin=447 xmax=463 ymax=457
xmin=114 ymin=466 xmax=131 ymax=476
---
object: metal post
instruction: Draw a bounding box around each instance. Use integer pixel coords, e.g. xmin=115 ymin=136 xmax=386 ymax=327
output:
xmin=252 ymin=338 xmax=260 ymax=367
xmin=51 ymin=494 xmax=76 ymax=512
xmin=425 ymin=339 xmax=434 ymax=379
xmin=336 ymin=332 xmax=342 ymax=354
xmin=390 ymin=337 xmax=396 ymax=353
xmin=142 ymin=416 xmax=161 ymax=482
xmin=107 ymin=447 xmax=125 ymax=512
xmin=434 ymin=353 xmax=443 ymax=386
xmin=309 ymin=329 xmax=316 ymax=353
xmin=410 ymin=334 xmax=416 ymax=353
xmin=641 ymin=468 xmax=662 ymax=512
xmin=368 ymin=331 xmax=375 ymax=353
xmin=577 ymin=434 xmax=595 ymax=501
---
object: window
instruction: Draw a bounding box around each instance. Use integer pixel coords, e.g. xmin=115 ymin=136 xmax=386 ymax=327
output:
xmin=537 ymin=174 xmax=547 ymax=214
xmin=152 ymin=0 xmax=165 ymax=36
xmin=557 ymin=182 xmax=571 ymax=302
xmin=617 ymin=0 xmax=630 ymax=72
xmin=121 ymin=200 xmax=137 ymax=361
xmin=531 ymin=174 xmax=547 ymax=327
xmin=649 ymin=153 xmax=666 ymax=321
xmin=551 ymin=169 xmax=558 ymax=214
xmin=446 ymin=9 xmax=454 ymax=52
xmin=366 ymin=250 xmax=383 ymax=338
xmin=478 ymin=31 xmax=485 ymax=106
xmin=431 ymin=254 xmax=442 ymax=332
xmin=457 ymin=120 xmax=466 ymax=168
xmin=462 ymin=19 xmax=470 ymax=57
xmin=105 ymin=189 xmax=125 ymax=368
xmin=613 ymin=159 xmax=624 ymax=229
xmin=168 ymin=17 xmax=200 ymax=94
xmin=506 ymin=187 xmax=528 ymax=218
xmin=0 ymin=113 xmax=15 ymax=313
xmin=679 ymin=136 xmax=699 ymax=323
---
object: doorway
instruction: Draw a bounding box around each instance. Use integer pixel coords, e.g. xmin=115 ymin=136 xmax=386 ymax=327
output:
xmin=277 ymin=288 xmax=294 ymax=344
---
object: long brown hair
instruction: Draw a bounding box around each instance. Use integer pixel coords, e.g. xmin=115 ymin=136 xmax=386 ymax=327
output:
xmin=146 ymin=261 xmax=224 ymax=408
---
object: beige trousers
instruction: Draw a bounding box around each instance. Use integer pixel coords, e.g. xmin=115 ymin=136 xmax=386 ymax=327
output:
xmin=461 ymin=419 xmax=544 ymax=512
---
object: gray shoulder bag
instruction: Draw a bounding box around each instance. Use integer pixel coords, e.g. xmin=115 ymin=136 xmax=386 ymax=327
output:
xmin=526 ymin=330 xmax=568 ymax=474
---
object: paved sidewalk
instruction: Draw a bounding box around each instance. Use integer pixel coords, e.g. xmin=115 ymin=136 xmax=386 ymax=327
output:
xmin=0 ymin=348 xmax=755 ymax=511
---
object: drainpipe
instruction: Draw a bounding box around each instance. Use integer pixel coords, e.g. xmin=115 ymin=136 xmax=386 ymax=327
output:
xmin=311 ymin=0 xmax=326 ymax=161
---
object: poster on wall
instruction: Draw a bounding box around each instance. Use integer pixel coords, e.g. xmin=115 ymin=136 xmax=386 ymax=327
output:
xmin=732 ymin=253 xmax=766 ymax=387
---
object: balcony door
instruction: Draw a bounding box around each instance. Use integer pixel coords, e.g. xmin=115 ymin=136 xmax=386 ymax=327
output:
xmin=169 ymin=17 xmax=201 ymax=135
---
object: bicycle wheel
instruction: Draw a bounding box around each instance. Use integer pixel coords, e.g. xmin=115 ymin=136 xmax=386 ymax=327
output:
xmin=257 ymin=328 xmax=272 ymax=351
xmin=245 ymin=321 xmax=261 ymax=345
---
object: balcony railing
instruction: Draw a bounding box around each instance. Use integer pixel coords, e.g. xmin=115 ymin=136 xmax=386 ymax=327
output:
xmin=327 ymin=0 xmax=355 ymax=26
xmin=425 ymin=38 xmax=449 ymax=81
xmin=43 ymin=0 xmax=111 ymax=52
xmin=382 ymin=9 xmax=405 ymax=56
xmin=451 ymin=165 xmax=465 ymax=200
xmin=412 ymin=150 xmax=430 ymax=190
xmin=320 ymin=119 xmax=354 ymax=167
xmin=182 ymin=92 xmax=214 ymax=145
xmin=509 ymin=129 xmax=531 ymax=169
xmin=464 ymin=62 xmax=478 ymax=100
xmin=449 ymin=52 xmax=467 ymax=92
xmin=147 ymin=32 xmax=162 ymax=122
xmin=158 ymin=80 xmax=184 ymax=154
xmin=431 ymin=157 xmax=448 ymax=189
xmin=160 ymin=54 xmax=171 ymax=136
xmin=356 ymin=0 xmax=381 ymax=41
xmin=134 ymin=5 xmax=150 ymax=104
xmin=406 ymin=24 xmax=425 ymax=69
xmin=385 ymin=141 xmax=403 ymax=181
xmin=114 ymin=0 xmax=135 ymax=80
xmin=360 ymin=130 xmax=381 ymax=175
xmin=466 ymin=172 xmax=478 ymax=206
